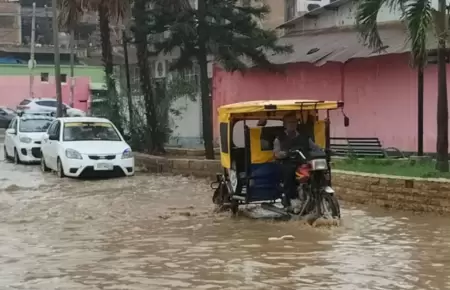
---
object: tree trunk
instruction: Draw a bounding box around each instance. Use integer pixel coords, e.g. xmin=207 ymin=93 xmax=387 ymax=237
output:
xmin=197 ymin=0 xmax=215 ymax=159
xmin=122 ymin=31 xmax=134 ymax=136
xmin=98 ymin=2 xmax=123 ymax=133
xmin=133 ymin=0 xmax=165 ymax=154
xmin=417 ymin=67 xmax=424 ymax=156
xmin=436 ymin=0 xmax=449 ymax=171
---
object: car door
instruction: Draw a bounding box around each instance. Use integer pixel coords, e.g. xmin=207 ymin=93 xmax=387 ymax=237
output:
xmin=47 ymin=121 xmax=61 ymax=168
xmin=4 ymin=118 xmax=16 ymax=156
xmin=41 ymin=121 xmax=55 ymax=158
xmin=42 ymin=121 xmax=57 ymax=168
xmin=36 ymin=100 xmax=57 ymax=114
xmin=11 ymin=118 xmax=20 ymax=153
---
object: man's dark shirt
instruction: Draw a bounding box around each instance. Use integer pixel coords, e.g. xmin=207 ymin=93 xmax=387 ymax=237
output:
xmin=273 ymin=130 xmax=321 ymax=159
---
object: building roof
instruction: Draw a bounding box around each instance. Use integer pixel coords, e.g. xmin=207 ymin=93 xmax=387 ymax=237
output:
xmin=267 ymin=23 xmax=437 ymax=65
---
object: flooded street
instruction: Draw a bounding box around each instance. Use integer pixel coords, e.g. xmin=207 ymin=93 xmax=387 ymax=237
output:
xmin=1 ymin=129 xmax=450 ymax=290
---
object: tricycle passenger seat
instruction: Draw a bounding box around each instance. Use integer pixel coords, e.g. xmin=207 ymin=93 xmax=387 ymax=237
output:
xmin=248 ymin=162 xmax=280 ymax=202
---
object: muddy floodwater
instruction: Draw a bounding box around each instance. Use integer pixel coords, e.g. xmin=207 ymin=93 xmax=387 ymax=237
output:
xmin=1 ymin=131 xmax=450 ymax=290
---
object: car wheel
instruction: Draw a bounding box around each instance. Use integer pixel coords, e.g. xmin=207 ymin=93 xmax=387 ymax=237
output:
xmin=40 ymin=154 xmax=50 ymax=172
xmin=13 ymin=148 xmax=21 ymax=164
xmin=56 ymin=158 xmax=65 ymax=178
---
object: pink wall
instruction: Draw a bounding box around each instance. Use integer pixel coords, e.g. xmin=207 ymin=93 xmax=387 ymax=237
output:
xmin=0 ymin=76 xmax=90 ymax=111
xmin=212 ymin=54 xmax=446 ymax=153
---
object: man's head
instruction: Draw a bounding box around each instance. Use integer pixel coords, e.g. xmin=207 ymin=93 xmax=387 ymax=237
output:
xmin=283 ymin=112 xmax=297 ymax=132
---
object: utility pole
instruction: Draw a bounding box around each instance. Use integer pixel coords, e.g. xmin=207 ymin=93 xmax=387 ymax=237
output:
xmin=28 ymin=2 xmax=36 ymax=99
xmin=69 ymin=29 xmax=75 ymax=108
xmin=52 ymin=0 xmax=63 ymax=117
xmin=122 ymin=30 xmax=133 ymax=133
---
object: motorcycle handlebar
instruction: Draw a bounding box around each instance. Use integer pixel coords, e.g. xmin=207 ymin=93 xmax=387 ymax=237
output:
xmin=289 ymin=149 xmax=306 ymax=160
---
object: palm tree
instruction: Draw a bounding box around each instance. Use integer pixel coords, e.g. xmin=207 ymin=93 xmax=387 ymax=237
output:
xmin=132 ymin=0 xmax=163 ymax=153
xmin=356 ymin=0 xmax=448 ymax=171
xmin=58 ymin=0 xmax=130 ymax=132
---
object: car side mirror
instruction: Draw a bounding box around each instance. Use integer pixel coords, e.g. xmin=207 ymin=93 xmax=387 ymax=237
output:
xmin=6 ymin=128 xmax=16 ymax=134
xmin=48 ymin=134 xmax=59 ymax=141
xmin=344 ymin=116 xmax=350 ymax=127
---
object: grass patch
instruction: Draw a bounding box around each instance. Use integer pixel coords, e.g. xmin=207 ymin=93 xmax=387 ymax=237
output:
xmin=332 ymin=158 xmax=450 ymax=179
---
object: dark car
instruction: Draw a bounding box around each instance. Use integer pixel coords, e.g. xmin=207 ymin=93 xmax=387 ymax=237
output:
xmin=0 ymin=107 xmax=16 ymax=128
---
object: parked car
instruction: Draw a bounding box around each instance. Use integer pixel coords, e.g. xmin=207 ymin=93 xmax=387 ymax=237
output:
xmin=40 ymin=117 xmax=135 ymax=178
xmin=0 ymin=107 xmax=16 ymax=128
xmin=17 ymin=98 xmax=86 ymax=117
xmin=3 ymin=114 xmax=54 ymax=164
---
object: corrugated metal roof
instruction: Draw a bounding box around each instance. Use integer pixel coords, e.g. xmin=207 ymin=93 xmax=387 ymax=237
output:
xmin=268 ymin=25 xmax=438 ymax=65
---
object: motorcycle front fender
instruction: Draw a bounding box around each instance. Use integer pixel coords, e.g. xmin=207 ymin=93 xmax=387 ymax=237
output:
xmin=323 ymin=186 xmax=335 ymax=194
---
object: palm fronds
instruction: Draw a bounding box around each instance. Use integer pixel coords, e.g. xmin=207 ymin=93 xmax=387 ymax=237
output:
xmin=356 ymin=0 xmax=433 ymax=67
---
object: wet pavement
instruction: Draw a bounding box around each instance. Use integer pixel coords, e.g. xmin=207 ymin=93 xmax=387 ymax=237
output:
xmin=1 ymin=129 xmax=450 ymax=290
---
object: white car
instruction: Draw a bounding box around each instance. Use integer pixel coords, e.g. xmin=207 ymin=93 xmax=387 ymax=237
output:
xmin=40 ymin=117 xmax=135 ymax=178
xmin=17 ymin=98 xmax=86 ymax=117
xmin=3 ymin=114 xmax=54 ymax=163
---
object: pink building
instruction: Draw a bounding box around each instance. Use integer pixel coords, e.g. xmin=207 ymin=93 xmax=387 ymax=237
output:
xmin=211 ymin=0 xmax=445 ymax=154
xmin=213 ymin=53 xmax=446 ymax=153
xmin=0 ymin=76 xmax=91 ymax=111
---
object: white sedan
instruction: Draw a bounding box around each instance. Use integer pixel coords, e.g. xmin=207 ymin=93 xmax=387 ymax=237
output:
xmin=4 ymin=114 xmax=54 ymax=163
xmin=40 ymin=117 xmax=135 ymax=178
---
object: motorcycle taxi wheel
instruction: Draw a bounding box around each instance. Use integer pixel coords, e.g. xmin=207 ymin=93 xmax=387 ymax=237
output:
xmin=321 ymin=194 xmax=340 ymax=219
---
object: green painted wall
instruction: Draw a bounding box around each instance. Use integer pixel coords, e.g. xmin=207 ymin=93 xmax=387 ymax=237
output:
xmin=0 ymin=64 xmax=105 ymax=83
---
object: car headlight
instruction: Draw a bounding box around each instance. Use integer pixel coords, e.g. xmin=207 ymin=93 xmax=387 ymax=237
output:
xmin=309 ymin=158 xmax=328 ymax=171
xmin=65 ymin=148 xmax=82 ymax=159
xmin=122 ymin=148 xmax=133 ymax=159
xmin=19 ymin=136 xmax=32 ymax=143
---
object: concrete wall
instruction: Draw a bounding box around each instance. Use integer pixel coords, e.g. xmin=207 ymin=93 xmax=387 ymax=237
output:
xmin=167 ymin=95 xmax=203 ymax=148
xmin=0 ymin=1 xmax=21 ymax=45
xmin=212 ymin=53 xmax=450 ymax=153
xmin=263 ymin=0 xmax=286 ymax=29
xmin=287 ymin=1 xmax=402 ymax=32
xmin=135 ymin=153 xmax=450 ymax=213
xmin=286 ymin=0 xmax=447 ymax=32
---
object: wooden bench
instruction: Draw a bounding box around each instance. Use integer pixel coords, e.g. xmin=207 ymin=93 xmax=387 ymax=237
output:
xmin=330 ymin=137 xmax=405 ymax=158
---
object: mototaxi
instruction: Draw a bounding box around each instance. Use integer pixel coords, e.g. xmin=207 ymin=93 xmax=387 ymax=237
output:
xmin=212 ymin=99 xmax=349 ymax=220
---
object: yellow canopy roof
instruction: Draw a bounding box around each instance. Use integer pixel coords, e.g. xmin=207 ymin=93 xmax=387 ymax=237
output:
xmin=217 ymin=99 xmax=343 ymax=116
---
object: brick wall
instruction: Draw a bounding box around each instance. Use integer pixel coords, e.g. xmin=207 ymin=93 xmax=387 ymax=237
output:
xmin=135 ymin=153 xmax=450 ymax=213
xmin=333 ymin=172 xmax=450 ymax=213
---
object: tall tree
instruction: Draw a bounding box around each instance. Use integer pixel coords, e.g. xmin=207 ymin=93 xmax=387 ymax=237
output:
xmin=146 ymin=0 xmax=292 ymax=159
xmin=131 ymin=0 xmax=165 ymax=153
xmin=58 ymin=0 xmax=129 ymax=131
xmin=356 ymin=0 xmax=448 ymax=171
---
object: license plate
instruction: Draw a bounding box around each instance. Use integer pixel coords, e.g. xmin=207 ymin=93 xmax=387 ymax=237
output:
xmin=94 ymin=163 xmax=113 ymax=171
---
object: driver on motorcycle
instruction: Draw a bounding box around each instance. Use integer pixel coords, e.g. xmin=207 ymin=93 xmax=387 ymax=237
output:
xmin=273 ymin=112 xmax=322 ymax=212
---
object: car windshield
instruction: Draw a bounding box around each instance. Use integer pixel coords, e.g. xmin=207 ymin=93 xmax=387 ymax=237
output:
xmin=19 ymin=119 xmax=52 ymax=133
xmin=2 ymin=108 xmax=15 ymax=114
xmin=63 ymin=122 xmax=121 ymax=141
